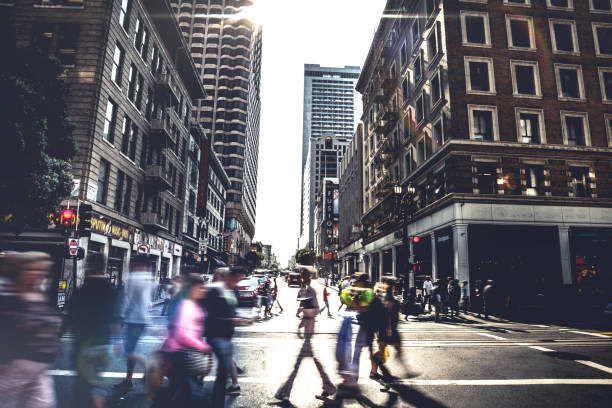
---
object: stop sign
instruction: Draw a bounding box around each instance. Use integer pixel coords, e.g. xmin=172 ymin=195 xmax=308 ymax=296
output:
xmin=68 ymin=238 xmax=78 ymax=256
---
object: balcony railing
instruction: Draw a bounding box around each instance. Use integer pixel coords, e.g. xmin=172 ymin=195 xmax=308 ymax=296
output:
xmin=144 ymin=164 xmax=171 ymax=191
xmin=150 ymin=109 xmax=178 ymax=145
xmin=140 ymin=211 xmax=167 ymax=231
xmin=155 ymin=72 xmax=179 ymax=103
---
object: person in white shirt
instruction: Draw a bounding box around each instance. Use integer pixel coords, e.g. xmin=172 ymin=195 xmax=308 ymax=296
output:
xmin=422 ymin=276 xmax=433 ymax=313
xmin=114 ymin=254 xmax=154 ymax=391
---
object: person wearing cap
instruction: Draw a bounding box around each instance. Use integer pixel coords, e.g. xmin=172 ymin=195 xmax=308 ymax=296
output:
xmin=114 ymin=254 xmax=155 ymax=391
xmin=0 ymin=251 xmax=61 ymax=408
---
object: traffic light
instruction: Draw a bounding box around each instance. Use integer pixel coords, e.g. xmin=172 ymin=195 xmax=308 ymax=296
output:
xmin=78 ymin=203 xmax=93 ymax=238
xmin=412 ymin=235 xmax=421 ymax=243
xmin=58 ymin=209 xmax=75 ymax=236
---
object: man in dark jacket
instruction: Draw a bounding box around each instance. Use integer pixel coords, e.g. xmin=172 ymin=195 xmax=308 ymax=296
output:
xmin=204 ymin=267 xmax=248 ymax=406
xmin=67 ymin=253 xmax=121 ymax=408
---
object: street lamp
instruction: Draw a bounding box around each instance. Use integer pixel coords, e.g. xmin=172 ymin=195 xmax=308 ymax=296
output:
xmin=395 ymin=182 xmax=417 ymax=287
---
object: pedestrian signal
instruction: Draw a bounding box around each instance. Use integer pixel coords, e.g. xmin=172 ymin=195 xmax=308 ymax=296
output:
xmin=78 ymin=203 xmax=93 ymax=238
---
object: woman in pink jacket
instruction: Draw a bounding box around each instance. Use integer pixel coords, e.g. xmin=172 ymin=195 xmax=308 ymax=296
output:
xmin=161 ymin=274 xmax=210 ymax=406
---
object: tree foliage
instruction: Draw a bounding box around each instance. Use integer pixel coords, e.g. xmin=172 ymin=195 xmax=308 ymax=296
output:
xmin=0 ymin=23 xmax=77 ymax=229
xmin=295 ymin=248 xmax=316 ymax=265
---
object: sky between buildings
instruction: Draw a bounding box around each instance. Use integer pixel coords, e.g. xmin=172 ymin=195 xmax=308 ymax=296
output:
xmin=252 ymin=0 xmax=387 ymax=265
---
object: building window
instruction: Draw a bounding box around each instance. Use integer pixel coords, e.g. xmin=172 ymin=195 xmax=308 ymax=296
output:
xmin=468 ymin=105 xmax=499 ymax=141
xmin=605 ymin=114 xmax=612 ymax=146
xmin=547 ymin=0 xmax=573 ymax=10
xmin=120 ymin=115 xmax=132 ymax=156
xmin=114 ymin=170 xmax=125 ymax=212
xmin=96 ymin=159 xmax=109 ymax=204
xmin=570 ymin=167 xmax=591 ymax=197
xmin=430 ymin=70 xmax=442 ymax=106
xmin=460 ymin=11 xmax=491 ymax=47
xmin=525 ymin=165 xmax=544 ymax=196
xmin=415 ymin=93 xmax=424 ymax=123
xmin=549 ymin=19 xmax=579 ymax=54
xmin=515 ymin=108 xmax=545 ymax=144
xmin=412 ymin=20 xmax=420 ymax=46
xmin=127 ymin=64 xmax=137 ymax=102
xmin=122 ymin=176 xmax=132 ymax=216
xmin=476 ymin=162 xmax=498 ymax=194
xmin=119 ymin=0 xmax=131 ymax=31
xmin=510 ymin=60 xmax=541 ymax=97
xmin=590 ymin=0 xmax=612 ymax=13
xmin=414 ymin=51 xmax=423 ymax=83
xmin=57 ymin=24 xmax=78 ymax=66
xmin=103 ymin=99 xmax=117 ymax=143
xmin=134 ymin=16 xmax=144 ymax=52
xmin=464 ymin=56 xmax=495 ymax=95
xmin=400 ymin=42 xmax=407 ymax=67
xmin=504 ymin=0 xmax=531 ymax=6
xmin=135 ymin=74 xmax=144 ymax=109
xmin=599 ymin=68 xmax=612 ymax=103
xmin=561 ymin=111 xmax=590 ymax=146
xmin=402 ymin=78 xmax=409 ymax=102
xmin=555 ymin=64 xmax=585 ymax=101
xmin=592 ymin=23 xmax=612 ymax=56
xmin=111 ymin=43 xmax=124 ymax=86
xmin=433 ymin=117 xmax=446 ymax=148
xmin=129 ymin=123 xmax=138 ymax=161
xmin=427 ymin=22 xmax=441 ymax=61
xmin=506 ymin=15 xmax=536 ymax=50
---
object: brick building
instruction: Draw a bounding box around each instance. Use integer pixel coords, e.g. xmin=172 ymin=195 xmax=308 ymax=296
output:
xmin=2 ymin=0 xmax=205 ymax=297
xmin=338 ymin=123 xmax=365 ymax=277
xmin=354 ymin=0 xmax=612 ymax=306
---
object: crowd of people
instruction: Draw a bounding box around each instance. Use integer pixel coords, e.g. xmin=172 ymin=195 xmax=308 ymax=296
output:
xmin=0 ymin=248 xmax=511 ymax=407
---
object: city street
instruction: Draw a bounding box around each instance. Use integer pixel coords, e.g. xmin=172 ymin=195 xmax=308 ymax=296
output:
xmin=51 ymin=279 xmax=612 ymax=408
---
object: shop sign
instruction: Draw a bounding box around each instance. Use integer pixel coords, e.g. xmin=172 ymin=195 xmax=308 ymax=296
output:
xmin=137 ymin=243 xmax=150 ymax=254
xmin=173 ymin=244 xmax=182 ymax=256
xmin=57 ymin=279 xmax=67 ymax=308
xmin=90 ymin=214 xmax=134 ymax=243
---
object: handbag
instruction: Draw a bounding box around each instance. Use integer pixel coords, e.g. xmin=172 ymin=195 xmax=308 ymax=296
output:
xmin=182 ymin=349 xmax=213 ymax=376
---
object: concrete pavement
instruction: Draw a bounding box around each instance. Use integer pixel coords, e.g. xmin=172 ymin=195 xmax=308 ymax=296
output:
xmin=50 ymin=278 xmax=612 ymax=407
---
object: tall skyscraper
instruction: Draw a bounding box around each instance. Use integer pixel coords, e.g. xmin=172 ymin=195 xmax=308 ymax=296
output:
xmin=172 ymin=0 xmax=262 ymax=263
xmin=299 ymin=64 xmax=361 ymax=248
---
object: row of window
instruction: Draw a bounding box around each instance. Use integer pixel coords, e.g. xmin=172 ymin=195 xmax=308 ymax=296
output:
xmin=463 ymin=58 xmax=612 ymax=103
xmin=459 ymin=12 xmax=612 ymax=57
xmin=460 ymin=0 xmax=612 ymax=13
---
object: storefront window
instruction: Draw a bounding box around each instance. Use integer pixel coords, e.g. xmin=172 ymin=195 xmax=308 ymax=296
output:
xmin=108 ymin=247 xmax=125 ymax=287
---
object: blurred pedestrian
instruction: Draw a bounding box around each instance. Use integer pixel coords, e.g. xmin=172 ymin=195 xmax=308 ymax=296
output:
xmin=431 ymin=280 xmax=443 ymax=322
xmin=337 ymin=276 xmax=351 ymax=313
xmin=448 ymin=278 xmax=460 ymax=318
xmin=371 ymin=281 xmax=407 ymax=381
xmin=422 ymin=276 xmax=433 ymax=313
xmin=205 ymin=267 xmax=250 ymax=405
xmin=275 ymin=269 xmax=336 ymax=401
xmin=483 ymin=280 xmax=495 ymax=319
xmin=66 ymin=252 xmax=121 ymax=408
xmin=320 ymin=283 xmax=332 ymax=317
xmin=159 ymin=274 xmax=211 ymax=406
xmin=161 ymin=277 xmax=178 ymax=316
xmin=460 ymin=281 xmax=470 ymax=313
xmin=0 ymin=251 xmax=61 ymax=408
xmin=114 ymin=254 xmax=154 ymax=391
xmin=474 ymin=279 xmax=484 ymax=318
xmin=272 ymin=277 xmax=283 ymax=313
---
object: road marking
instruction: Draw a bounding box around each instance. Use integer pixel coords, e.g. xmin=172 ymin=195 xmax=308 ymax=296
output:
xmin=531 ymin=324 xmax=549 ymax=328
xmin=575 ymin=360 xmax=612 ymax=375
xmin=48 ymin=370 xmax=145 ymax=379
xmin=47 ymin=371 xmax=612 ymax=386
xmin=569 ymin=331 xmax=611 ymax=338
xmin=529 ymin=346 xmax=555 ymax=352
xmin=476 ymin=333 xmax=507 ymax=341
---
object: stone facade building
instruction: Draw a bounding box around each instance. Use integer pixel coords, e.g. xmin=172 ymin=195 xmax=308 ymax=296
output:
xmin=3 ymin=0 xmax=206 ymax=297
xmin=354 ymin=0 xmax=612 ymax=304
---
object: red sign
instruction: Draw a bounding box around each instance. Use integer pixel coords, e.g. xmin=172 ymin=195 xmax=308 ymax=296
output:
xmin=137 ymin=244 xmax=150 ymax=254
xmin=68 ymin=238 xmax=78 ymax=256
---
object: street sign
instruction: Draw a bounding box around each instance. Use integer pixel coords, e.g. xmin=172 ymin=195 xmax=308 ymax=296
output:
xmin=137 ymin=243 xmax=150 ymax=254
xmin=68 ymin=238 xmax=78 ymax=256
xmin=71 ymin=179 xmax=80 ymax=197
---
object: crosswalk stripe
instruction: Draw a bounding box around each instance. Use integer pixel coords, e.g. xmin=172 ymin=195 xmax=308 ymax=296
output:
xmin=46 ymin=371 xmax=612 ymax=386
xmin=575 ymin=360 xmax=612 ymax=374
xmin=569 ymin=331 xmax=611 ymax=339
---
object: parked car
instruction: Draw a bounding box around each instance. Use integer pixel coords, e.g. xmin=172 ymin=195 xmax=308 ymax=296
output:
xmin=287 ymin=272 xmax=302 ymax=287
xmin=236 ymin=277 xmax=260 ymax=306
xmin=280 ymin=270 xmax=289 ymax=278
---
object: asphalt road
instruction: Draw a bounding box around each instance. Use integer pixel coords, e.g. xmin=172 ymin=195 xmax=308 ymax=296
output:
xmin=51 ymin=278 xmax=612 ymax=407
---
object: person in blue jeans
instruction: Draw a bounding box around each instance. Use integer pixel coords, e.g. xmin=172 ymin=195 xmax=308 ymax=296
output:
xmin=203 ymin=267 xmax=251 ymax=406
